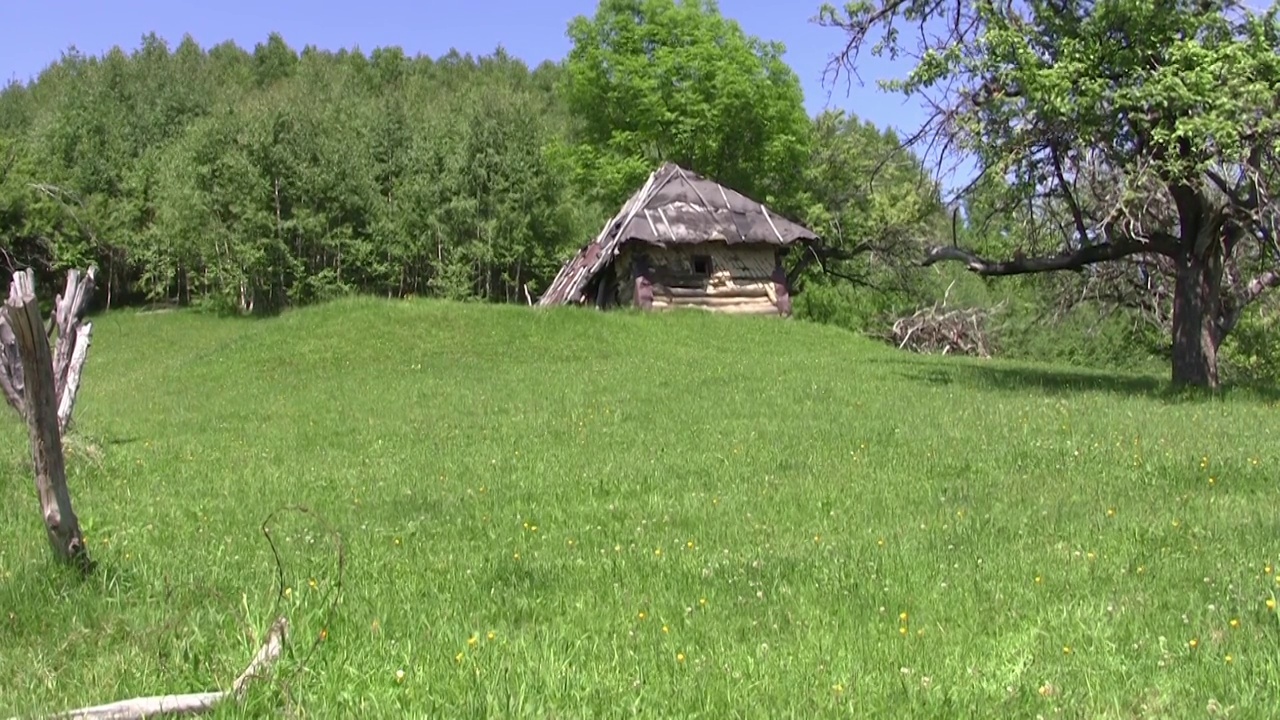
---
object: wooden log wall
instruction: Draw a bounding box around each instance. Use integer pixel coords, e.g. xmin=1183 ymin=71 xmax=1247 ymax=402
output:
xmin=614 ymin=242 xmax=786 ymax=315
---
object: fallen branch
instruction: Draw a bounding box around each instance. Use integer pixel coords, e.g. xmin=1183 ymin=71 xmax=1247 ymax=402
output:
xmin=12 ymin=616 xmax=288 ymax=720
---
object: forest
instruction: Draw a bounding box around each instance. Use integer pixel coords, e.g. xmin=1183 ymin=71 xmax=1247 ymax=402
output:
xmin=1 ymin=0 xmax=1277 ymax=386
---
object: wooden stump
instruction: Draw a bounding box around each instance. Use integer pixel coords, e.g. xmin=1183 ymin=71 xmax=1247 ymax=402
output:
xmin=2 ymin=268 xmax=95 ymax=571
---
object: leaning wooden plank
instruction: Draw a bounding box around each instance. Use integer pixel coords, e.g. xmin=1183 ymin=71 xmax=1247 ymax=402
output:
xmin=4 ymin=271 xmax=89 ymax=570
xmin=18 ymin=617 xmax=289 ymax=720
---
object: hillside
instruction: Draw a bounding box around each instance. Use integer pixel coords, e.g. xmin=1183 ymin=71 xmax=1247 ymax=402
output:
xmin=1 ymin=300 xmax=1277 ymax=717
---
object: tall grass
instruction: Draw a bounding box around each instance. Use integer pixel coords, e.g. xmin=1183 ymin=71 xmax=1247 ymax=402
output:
xmin=1 ymin=297 xmax=1277 ymax=717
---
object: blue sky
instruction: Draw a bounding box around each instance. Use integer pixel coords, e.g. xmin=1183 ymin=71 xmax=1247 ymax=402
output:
xmin=1 ymin=0 xmax=928 ymax=134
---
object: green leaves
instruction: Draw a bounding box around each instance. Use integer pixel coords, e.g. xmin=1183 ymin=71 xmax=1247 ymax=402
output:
xmin=0 ymin=38 xmax=600 ymax=310
xmin=562 ymin=0 xmax=811 ymax=212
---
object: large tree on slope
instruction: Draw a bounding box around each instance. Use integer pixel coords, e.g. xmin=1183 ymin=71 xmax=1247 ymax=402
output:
xmin=818 ymin=0 xmax=1280 ymax=388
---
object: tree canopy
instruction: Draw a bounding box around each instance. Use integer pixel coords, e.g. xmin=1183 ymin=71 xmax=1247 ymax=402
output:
xmin=819 ymin=0 xmax=1280 ymax=387
xmin=562 ymin=0 xmax=813 ymax=212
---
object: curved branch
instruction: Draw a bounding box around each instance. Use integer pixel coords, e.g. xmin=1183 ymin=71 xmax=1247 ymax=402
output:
xmin=921 ymin=233 xmax=1176 ymax=276
xmin=1221 ymin=268 xmax=1280 ymax=335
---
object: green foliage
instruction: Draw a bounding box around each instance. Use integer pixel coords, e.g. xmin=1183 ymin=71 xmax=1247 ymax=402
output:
xmin=3 ymin=300 xmax=1278 ymax=716
xmin=1 ymin=37 xmax=596 ymax=311
xmin=791 ymin=109 xmax=948 ymax=329
xmin=562 ymin=0 xmax=812 ymax=211
xmin=1221 ymin=301 xmax=1280 ymax=385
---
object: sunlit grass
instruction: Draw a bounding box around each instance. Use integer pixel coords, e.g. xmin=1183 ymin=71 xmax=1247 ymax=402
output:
xmin=1 ymin=297 xmax=1277 ymax=717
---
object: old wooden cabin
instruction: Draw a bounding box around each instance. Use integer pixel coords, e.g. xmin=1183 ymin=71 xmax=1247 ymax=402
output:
xmin=536 ymin=163 xmax=818 ymax=316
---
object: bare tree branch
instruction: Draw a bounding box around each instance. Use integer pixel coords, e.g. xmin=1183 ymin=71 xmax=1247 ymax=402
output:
xmin=921 ymin=231 xmax=1177 ymax=276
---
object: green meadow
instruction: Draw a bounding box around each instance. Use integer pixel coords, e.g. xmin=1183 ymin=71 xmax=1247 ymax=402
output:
xmin=1 ymin=298 xmax=1278 ymax=718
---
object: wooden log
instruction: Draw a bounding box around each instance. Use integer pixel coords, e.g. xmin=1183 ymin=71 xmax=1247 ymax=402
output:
xmin=705 ymin=303 xmax=781 ymax=315
xmin=11 ymin=617 xmax=287 ymax=720
xmin=4 ymin=270 xmax=89 ymax=571
xmin=665 ymin=295 xmax=778 ymax=308
xmin=651 ymin=283 xmax=773 ymax=298
xmin=650 ymin=300 xmax=780 ymax=315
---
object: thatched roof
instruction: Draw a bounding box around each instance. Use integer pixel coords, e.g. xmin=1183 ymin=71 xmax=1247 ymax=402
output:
xmin=537 ymin=162 xmax=818 ymax=306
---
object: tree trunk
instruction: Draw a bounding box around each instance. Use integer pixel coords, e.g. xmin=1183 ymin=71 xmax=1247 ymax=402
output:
xmin=1169 ymin=247 xmax=1224 ymax=389
xmin=4 ymin=271 xmax=91 ymax=571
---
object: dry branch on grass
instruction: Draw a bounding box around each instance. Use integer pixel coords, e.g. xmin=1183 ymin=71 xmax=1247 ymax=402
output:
xmin=885 ymin=284 xmax=1003 ymax=358
xmin=8 ymin=617 xmax=288 ymax=720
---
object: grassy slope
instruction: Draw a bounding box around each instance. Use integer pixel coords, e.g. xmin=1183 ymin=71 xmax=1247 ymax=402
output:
xmin=1 ymin=298 xmax=1278 ymax=718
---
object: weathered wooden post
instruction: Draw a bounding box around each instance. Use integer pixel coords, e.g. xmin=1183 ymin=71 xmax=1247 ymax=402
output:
xmin=1 ymin=268 xmax=96 ymax=572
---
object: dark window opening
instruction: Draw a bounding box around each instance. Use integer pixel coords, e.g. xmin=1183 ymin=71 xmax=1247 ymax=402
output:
xmin=692 ymin=255 xmax=712 ymax=276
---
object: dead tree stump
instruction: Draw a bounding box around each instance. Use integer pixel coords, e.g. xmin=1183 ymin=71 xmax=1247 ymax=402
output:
xmin=1 ymin=268 xmax=96 ymax=572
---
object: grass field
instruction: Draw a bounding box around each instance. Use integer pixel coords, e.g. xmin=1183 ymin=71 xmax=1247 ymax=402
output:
xmin=1 ymin=297 xmax=1278 ymax=718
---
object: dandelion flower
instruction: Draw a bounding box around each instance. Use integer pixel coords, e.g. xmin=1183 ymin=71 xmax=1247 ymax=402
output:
xmin=455 ymin=652 xmax=463 ymax=663
xmin=899 ymin=611 xmax=908 ymax=622
xmin=833 ymin=683 xmax=844 ymax=693
xmin=1266 ymin=565 xmax=1273 ymax=575
xmin=467 ymin=634 xmax=478 ymax=647
xmin=699 ymin=598 xmax=707 ymax=607
xmin=1229 ymin=618 xmax=1240 ymax=629
xmin=396 ymin=669 xmax=406 ymax=682
xmin=638 ymin=611 xmax=647 ymax=620
xmin=676 ymin=653 xmax=685 ymax=663
xmin=1063 ymin=646 xmax=1072 ymax=655
xmin=1266 ymin=598 xmax=1276 ymax=611
xmin=1225 ymin=654 xmax=1234 ymax=664
xmin=662 ymin=625 xmax=669 ymax=634
xmin=487 ymin=630 xmax=496 ymax=641
xmin=1189 ymin=638 xmax=1199 ymax=649
xmin=1034 ymin=575 xmax=1043 ymax=584
xmin=899 ymin=626 xmax=908 ymax=636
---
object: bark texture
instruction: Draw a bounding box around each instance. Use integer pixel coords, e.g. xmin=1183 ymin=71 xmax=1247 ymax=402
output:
xmin=1169 ymin=247 xmax=1224 ymax=388
xmin=1 ymin=268 xmax=97 ymax=571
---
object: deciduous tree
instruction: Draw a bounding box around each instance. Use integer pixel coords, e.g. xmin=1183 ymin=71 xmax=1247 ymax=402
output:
xmin=818 ymin=0 xmax=1280 ymax=388
xmin=563 ymin=0 xmax=812 ymax=212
